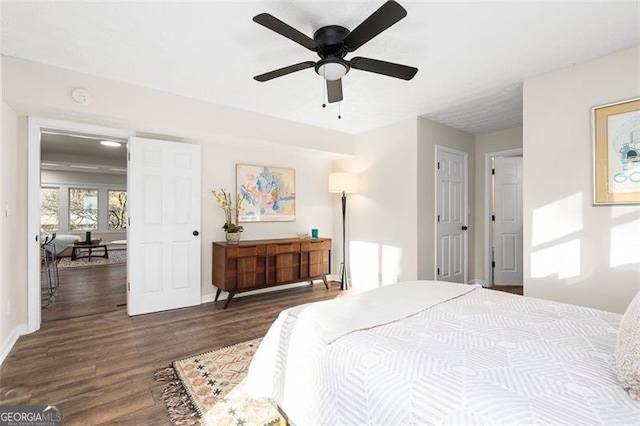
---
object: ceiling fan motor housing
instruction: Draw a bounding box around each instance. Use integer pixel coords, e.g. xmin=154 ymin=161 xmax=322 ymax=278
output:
xmin=313 ymin=25 xmax=351 ymax=79
xmin=313 ymin=25 xmax=350 ymax=57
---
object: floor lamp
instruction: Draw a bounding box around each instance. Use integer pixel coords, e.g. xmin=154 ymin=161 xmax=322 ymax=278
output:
xmin=329 ymin=172 xmax=358 ymax=290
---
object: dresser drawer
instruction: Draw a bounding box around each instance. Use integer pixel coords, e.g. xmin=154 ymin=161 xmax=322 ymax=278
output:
xmin=301 ymin=240 xmax=331 ymax=251
xmin=226 ymin=245 xmax=258 ymax=258
xmin=267 ymin=242 xmax=300 ymax=255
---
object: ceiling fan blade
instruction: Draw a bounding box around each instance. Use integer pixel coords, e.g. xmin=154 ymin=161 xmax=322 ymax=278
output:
xmin=254 ymin=61 xmax=316 ymax=82
xmin=343 ymin=1 xmax=407 ymax=51
xmin=350 ymin=57 xmax=418 ymax=80
xmin=327 ymin=79 xmax=343 ymax=103
xmin=253 ymin=13 xmax=319 ymax=51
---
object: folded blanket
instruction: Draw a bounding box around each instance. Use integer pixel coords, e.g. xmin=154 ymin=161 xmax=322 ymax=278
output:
xmin=288 ymin=280 xmax=479 ymax=344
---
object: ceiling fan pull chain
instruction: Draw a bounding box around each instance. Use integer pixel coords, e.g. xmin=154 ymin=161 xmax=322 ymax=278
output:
xmin=338 ymin=102 xmax=342 ymax=119
xmin=322 ymin=68 xmax=327 ymax=108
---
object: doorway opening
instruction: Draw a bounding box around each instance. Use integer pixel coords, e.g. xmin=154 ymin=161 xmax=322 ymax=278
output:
xmin=29 ymin=120 xmax=203 ymax=329
xmin=39 ymin=131 xmax=128 ymax=321
xmin=485 ymin=148 xmax=523 ymax=287
xmin=28 ymin=118 xmax=134 ymax=331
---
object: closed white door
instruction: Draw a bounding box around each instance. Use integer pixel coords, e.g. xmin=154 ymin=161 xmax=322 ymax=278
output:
xmin=436 ymin=147 xmax=467 ymax=283
xmin=127 ymin=137 xmax=201 ymax=316
xmin=493 ymin=156 xmax=523 ymax=285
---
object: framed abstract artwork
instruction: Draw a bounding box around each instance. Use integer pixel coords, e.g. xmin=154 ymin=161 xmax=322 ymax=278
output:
xmin=236 ymin=164 xmax=295 ymax=222
xmin=593 ymin=97 xmax=640 ymax=204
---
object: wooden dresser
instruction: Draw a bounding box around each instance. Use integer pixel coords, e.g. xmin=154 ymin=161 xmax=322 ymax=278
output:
xmin=212 ymin=237 xmax=332 ymax=308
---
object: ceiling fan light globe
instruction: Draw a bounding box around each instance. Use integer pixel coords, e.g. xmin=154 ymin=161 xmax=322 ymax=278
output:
xmin=317 ymin=62 xmax=347 ymax=81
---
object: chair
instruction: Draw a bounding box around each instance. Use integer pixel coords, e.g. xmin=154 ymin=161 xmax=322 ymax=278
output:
xmin=41 ymin=233 xmax=60 ymax=307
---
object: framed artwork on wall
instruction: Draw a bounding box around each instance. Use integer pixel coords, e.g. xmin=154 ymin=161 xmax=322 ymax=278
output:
xmin=593 ymin=97 xmax=640 ymax=204
xmin=236 ymin=164 xmax=295 ymax=222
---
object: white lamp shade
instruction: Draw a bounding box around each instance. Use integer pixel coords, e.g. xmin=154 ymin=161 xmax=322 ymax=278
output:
xmin=329 ymin=172 xmax=358 ymax=194
xmin=317 ymin=62 xmax=348 ymax=81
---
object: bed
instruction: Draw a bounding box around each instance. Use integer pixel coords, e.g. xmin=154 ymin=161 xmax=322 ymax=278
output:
xmin=245 ymin=280 xmax=640 ymax=425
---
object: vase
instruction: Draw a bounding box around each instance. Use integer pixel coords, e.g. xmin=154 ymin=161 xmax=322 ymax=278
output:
xmin=225 ymin=232 xmax=242 ymax=244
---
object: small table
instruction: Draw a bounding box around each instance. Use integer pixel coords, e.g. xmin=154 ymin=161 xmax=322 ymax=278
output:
xmin=71 ymin=243 xmax=109 ymax=261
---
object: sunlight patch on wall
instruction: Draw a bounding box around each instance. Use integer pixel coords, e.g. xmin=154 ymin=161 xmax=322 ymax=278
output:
xmin=610 ymin=219 xmax=640 ymax=268
xmin=532 ymin=193 xmax=583 ymax=246
xmin=350 ymin=241 xmax=379 ymax=290
xmin=610 ymin=205 xmax=640 ymax=219
xmin=381 ymin=245 xmax=402 ymax=286
xmin=531 ymin=239 xmax=581 ymax=279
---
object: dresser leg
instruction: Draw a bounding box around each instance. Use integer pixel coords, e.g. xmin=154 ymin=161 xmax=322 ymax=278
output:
xmin=322 ymin=275 xmax=329 ymax=290
xmin=214 ymin=287 xmax=222 ymax=302
xmin=223 ymin=291 xmax=236 ymax=309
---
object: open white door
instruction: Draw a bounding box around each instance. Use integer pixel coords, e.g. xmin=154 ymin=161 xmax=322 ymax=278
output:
xmin=436 ymin=147 xmax=468 ymax=283
xmin=127 ymin=137 xmax=201 ymax=316
xmin=493 ymin=156 xmax=523 ymax=285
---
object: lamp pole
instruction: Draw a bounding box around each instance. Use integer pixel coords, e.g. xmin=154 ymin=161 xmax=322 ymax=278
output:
xmin=341 ymin=190 xmax=348 ymax=290
xmin=328 ymin=171 xmax=357 ymax=291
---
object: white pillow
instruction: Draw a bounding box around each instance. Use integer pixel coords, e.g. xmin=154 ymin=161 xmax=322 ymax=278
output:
xmin=616 ymin=290 xmax=640 ymax=400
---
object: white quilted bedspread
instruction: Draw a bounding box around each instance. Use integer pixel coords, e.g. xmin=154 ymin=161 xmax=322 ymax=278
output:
xmin=246 ymin=283 xmax=640 ymax=425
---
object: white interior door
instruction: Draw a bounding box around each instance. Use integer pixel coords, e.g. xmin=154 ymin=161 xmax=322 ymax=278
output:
xmin=127 ymin=137 xmax=201 ymax=316
xmin=436 ymin=147 xmax=467 ymax=283
xmin=493 ymin=156 xmax=523 ymax=285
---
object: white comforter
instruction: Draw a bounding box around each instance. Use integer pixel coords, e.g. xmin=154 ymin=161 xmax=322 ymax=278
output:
xmin=246 ymin=281 xmax=640 ymax=425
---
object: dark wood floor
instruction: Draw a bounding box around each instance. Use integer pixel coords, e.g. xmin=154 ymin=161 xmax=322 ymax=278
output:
xmin=41 ymin=262 xmax=127 ymax=322
xmin=2 ymin=263 xmax=343 ymax=425
xmin=3 ymin=265 xmax=523 ymax=425
xmin=491 ymin=285 xmax=523 ymax=295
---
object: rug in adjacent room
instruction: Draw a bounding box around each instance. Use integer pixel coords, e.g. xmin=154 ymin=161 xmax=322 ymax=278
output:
xmin=156 ymin=338 xmax=280 ymax=426
xmin=57 ymin=249 xmax=126 ymax=268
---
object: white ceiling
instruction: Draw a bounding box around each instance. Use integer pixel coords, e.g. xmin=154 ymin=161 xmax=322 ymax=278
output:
xmin=2 ymin=1 xmax=639 ymax=135
xmin=40 ymin=133 xmax=127 ymax=174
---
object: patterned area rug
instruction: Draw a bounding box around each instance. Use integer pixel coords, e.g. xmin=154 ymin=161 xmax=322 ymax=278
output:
xmin=155 ymin=339 xmax=281 ymax=426
xmin=57 ymin=249 xmax=126 ymax=268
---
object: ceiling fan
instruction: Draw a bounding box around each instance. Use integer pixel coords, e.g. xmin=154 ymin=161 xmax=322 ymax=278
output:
xmin=253 ymin=0 xmax=418 ymax=104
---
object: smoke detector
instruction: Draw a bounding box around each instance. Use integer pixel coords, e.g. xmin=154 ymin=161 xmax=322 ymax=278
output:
xmin=71 ymin=88 xmax=92 ymax=105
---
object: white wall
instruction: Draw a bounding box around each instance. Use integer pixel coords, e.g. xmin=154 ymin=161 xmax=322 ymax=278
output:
xmin=474 ymin=127 xmax=523 ymax=283
xmin=332 ymin=116 xmax=476 ymax=289
xmin=3 ymin=56 xmax=354 ymax=156
xmin=202 ymin=141 xmax=336 ymax=297
xmin=41 ymin=170 xmax=126 ymax=186
xmin=0 ymin=19 xmax=5 ymax=362
xmin=1 ymin=55 xmax=354 ymax=319
xmin=417 ymin=117 xmax=476 ymax=281
xmin=41 ymin=152 xmax=125 ymax=169
xmin=335 ymin=118 xmax=419 ymax=290
xmin=1 ymin=101 xmax=28 ymax=364
xmin=523 ymin=46 xmax=640 ymax=313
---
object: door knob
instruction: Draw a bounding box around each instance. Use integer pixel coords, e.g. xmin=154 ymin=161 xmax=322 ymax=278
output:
xmin=461 ymin=226 xmax=468 ymax=231
xmin=193 ymin=230 xmax=200 ymax=236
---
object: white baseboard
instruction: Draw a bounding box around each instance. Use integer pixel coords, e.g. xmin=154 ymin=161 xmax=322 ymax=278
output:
xmin=468 ymin=278 xmax=488 ymax=287
xmin=201 ymin=292 xmax=217 ymax=304
xmin=201 ymin=277 xmax=338 ymax=305
xmin=0 ymin=324 xmax=28 ymax=366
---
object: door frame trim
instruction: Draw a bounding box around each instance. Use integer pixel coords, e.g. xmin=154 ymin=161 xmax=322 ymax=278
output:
xmin=435 ymin=145 xmax=469 ymax=283
xmin=484 ymin=148 xmax=523 ymax=287
xmin=27 ymin=117 xmax=134 ymax=332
